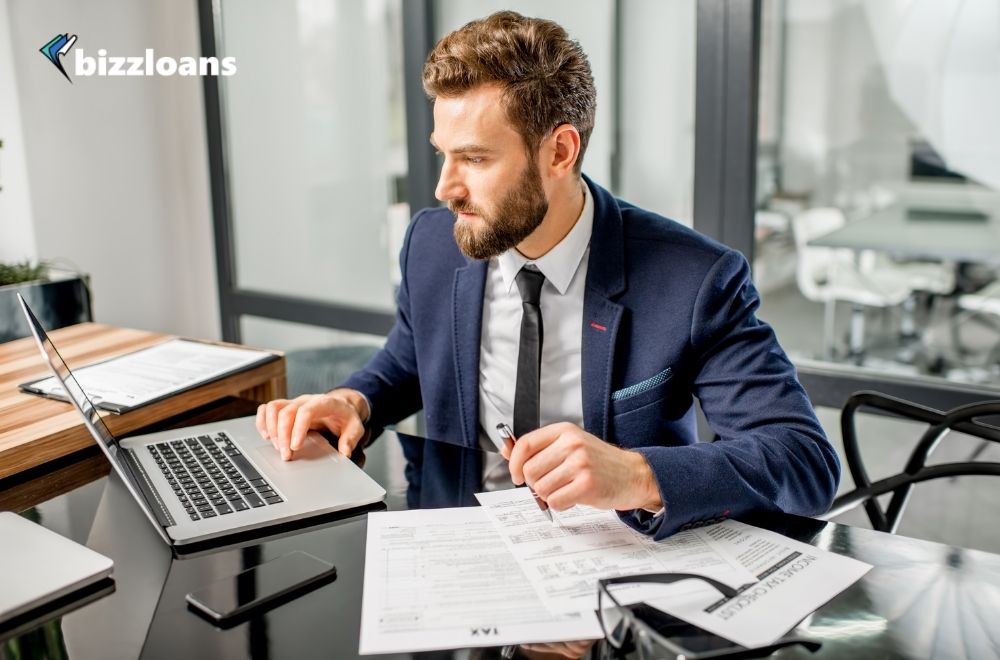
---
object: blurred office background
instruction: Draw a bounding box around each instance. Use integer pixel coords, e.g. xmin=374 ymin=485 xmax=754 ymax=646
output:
xmin=2 ymin=0 xmax=999 ymax=550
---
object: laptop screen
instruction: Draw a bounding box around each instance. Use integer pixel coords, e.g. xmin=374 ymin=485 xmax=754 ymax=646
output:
xmin=16 ymin=294 xmax=173 ymax=542
xmin=18 ymin=298 xmax=123 ymax=459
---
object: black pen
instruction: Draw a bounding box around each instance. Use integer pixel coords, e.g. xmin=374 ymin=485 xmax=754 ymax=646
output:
xmin=496 ymin=423 xmax=554 ymax=522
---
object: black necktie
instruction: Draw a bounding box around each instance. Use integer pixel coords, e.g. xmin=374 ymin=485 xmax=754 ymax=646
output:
xmin=514 ymin=267 xmax=546 ymax=438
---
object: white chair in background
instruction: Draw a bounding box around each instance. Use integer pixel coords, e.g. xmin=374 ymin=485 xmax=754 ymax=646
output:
xmin=853 ymin=180 xmax=958 ymax=297
xmin=793 ymin=208 xmax=913 ymax=359
xmin=957 ymin=279 xmax=1000 ymax=367
xmin=958 ymin=279 xmax=1000 ymax=319
xmin=884 ymin=260 xmax=957 ymax=351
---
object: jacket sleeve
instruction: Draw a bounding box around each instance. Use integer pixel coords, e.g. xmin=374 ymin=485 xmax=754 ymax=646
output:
xmin=339 ymin=211 xmax=427 ymax=438
xmin=623 ymin=249 xmax=840 ymax=539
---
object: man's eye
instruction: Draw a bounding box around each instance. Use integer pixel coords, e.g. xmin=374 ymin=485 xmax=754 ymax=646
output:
xmin=466 ymin=156 xmax=484 ymax=164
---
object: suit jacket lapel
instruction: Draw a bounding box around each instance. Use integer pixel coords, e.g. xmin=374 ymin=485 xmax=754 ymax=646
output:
xmin=581 ymin=175 xmax=626 ymax=441
xmin=452 ymin=259 xmax=488 ymax=448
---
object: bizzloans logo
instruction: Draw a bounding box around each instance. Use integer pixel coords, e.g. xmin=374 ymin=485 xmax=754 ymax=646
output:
xmin=40 ymin=33 xmax=77 ymax=81
xmin=40 ymin=34 xmax=236 ymax=83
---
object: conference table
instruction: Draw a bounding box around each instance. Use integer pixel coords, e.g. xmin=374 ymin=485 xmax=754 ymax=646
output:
xmin=807 ymin=202 xmax=1000 ymax=265
xmin=3 ymin=417 xmax=1000 ymax=659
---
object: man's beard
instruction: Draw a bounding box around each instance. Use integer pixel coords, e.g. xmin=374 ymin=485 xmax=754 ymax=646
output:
xmin=451 ymin=160 xmax=549 ymax=260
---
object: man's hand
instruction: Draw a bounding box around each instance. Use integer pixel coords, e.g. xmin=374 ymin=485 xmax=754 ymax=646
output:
xmin=504 ymin=422 xmax=662 ymax=512
xmin=256 ymin=389 xmax=369 ymax=461
xmin=518 ymin=639 xmax=596 ymax=659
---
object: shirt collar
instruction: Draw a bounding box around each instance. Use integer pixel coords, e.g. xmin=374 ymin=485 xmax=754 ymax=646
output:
xmin=497 ymin=181 xmax=593 ymax=295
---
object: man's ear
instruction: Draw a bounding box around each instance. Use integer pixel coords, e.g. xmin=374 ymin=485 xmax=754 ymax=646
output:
xmin=545 ymin=124 xmax=581 ymax=179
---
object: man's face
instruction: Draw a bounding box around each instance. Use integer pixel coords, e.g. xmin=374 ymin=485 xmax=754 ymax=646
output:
xmin=431 ymin=85 xmax=549 ymax=260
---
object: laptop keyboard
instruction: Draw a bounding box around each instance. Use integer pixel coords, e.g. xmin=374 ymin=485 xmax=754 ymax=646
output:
xmin=148 ymin=432 xmax=284 ymax=522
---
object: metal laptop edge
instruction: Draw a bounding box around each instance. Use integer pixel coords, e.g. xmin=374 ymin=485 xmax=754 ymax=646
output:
xmin=16 ymin=293 xmax=386 ymax=546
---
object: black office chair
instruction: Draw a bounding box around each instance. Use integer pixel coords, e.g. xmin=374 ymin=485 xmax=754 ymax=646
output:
xmin=0 ymin=276 xmax=93 ymax=343
xmin=284 ymin=345 xmax=381 ymax=398
xmin=824 ymin=391 xmax=1000 ymax=533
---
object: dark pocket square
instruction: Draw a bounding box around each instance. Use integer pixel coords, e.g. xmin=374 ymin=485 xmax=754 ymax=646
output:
xmin=611 ymin=367 xmax=673 ymax=402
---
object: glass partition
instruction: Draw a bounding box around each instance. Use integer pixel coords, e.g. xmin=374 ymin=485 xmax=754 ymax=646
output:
xmin=754 ymin=0 xmax=1000 ymax=390
xmin=209 ymin=0 xmax=696 ymax=368
xmin=220 ymin=0 xmax=408 ymax=313
xmin=434 ymin=0 xmax=696 ymax=224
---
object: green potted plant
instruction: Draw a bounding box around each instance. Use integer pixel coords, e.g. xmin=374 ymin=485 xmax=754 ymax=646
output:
xmin=0 ymin=260 xmax=92 ymax=342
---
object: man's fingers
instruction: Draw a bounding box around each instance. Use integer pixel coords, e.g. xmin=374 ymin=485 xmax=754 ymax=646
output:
xmin=500 ymin=437 xmax=514 ymax=460
xmin=264 ymin=400 xmax=286 ymax=442
xmin=528 ymin=459 xmax=576 ymax=501
xmin=521 ymin=440 xmax=572 ymax=487
xmin=278 ymin=402 xmax=305 ymax=455
xmin=289 ymin=398 xmax=337 ymax=452
xmin=259 ymin=394 xmax=367 ymax=461
xmin=544 ymin=477 xmax=589 ymax=511
xmin=521 ymin=641 xmax=591 ymax=659
xmin=288 ymin=414 xmax=311 ymax=454
xmin=508 ymin=424 xmax=563 ymax=483
xmin=337 ymin=415 xmax=366 ymax=456
xmin=255 ymin=404 xmax=267 ymax=438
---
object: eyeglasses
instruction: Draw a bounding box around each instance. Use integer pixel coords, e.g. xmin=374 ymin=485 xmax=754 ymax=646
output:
xmin=596 ymin=573 xmax=821 ymax=659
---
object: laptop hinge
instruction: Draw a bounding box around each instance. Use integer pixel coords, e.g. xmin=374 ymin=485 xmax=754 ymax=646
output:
xmin=120 ymin=448 xmax=176 ymax=528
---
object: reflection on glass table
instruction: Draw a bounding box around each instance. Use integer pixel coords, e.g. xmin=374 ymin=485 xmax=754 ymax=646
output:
xmin=597 ymin=600 xmax=819 ymax=659
xmin=596 ymin=574 xmax=819 ymax=659
xmin=0 ymin=576 xmax=115 ymax=651
xmin=3 ymin=429 xmax=1000 ymax=658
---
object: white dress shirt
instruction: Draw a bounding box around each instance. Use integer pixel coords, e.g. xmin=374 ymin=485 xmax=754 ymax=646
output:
xmin=478 ymin=183 xmax=594 ymax=489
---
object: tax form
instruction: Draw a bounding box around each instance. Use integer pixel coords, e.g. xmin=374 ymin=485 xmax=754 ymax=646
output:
xmin=359 ymin=507 xmax=602 ymax=655
xmin=474 ymin=489 xmax=756 ymax=615
xmin=21 ymin=339 xmax=274 ymax=412
xmin=645 ymin=520 xmax=872 ymax=648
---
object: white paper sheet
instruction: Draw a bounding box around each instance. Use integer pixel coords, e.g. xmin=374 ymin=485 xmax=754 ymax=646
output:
xmin=27 ymin=338 xmax=272 ymax=410
xmin=359 ymin=507 xmax=603 ymax=655
xmin=646 ymin=520 xmax=872 ymax=649
xmin=474 ymin=489 xmax=756 ymax=615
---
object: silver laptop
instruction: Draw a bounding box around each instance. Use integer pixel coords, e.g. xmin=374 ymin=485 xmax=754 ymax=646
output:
xmin=0 ymin=512 xmax=114 ymax=624
xmin=17 ymin=294 xmax=386 ymax=546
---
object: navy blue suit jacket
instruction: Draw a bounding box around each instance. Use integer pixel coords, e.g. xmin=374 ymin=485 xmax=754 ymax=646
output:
xmin=343 ymin=176 xmax=840 ymax=539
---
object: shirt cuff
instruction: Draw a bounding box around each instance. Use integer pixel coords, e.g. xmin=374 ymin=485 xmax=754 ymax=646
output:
xmin=638 ymin=506 xmax=666 ymax=521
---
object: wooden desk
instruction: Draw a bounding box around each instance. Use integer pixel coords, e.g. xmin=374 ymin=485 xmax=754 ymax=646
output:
xmin=0 ymin=323 xmax=286 ymax=480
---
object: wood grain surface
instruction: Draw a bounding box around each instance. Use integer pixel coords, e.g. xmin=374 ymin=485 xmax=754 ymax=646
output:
xmin=0 ymin=323 xmax=285 ymax=480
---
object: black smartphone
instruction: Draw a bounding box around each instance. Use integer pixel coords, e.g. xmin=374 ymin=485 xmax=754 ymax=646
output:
xmin=185 ymin=551 xmax=337 ymax=626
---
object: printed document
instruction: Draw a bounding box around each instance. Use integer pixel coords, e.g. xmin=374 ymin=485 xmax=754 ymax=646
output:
xmin=645 ymin=519 xmax=872 ymax=648
xmin=476 ymin=489 xmax=870 ymax=649
xmin=24 ymin=338 xmax=273 ymax=412
xmin=474 ymin=489 xmax=756 ymax=614
xmin=359 ymin=507 xmax=602 ymax=655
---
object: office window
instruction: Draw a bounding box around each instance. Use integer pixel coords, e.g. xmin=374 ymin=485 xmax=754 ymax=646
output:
xmin=207 ymin=2 xmax=697 ymax=342
xmin=433 ymin=0 xmax=696 ymax=224
xmin=219 ymin=0 xmax=407 ymax=313
xmin=754 ymin=0 xmax=1000 ymax=390
xmin=617 ymin=0 xmax=696 ymax=224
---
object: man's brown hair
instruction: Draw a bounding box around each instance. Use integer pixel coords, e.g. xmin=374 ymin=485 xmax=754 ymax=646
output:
xmin=422 ymin=11 xmax=596 ymax=172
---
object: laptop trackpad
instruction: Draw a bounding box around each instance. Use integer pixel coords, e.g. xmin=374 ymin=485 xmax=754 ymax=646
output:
xmin=250 ymin=435 xmax=343 ymax=475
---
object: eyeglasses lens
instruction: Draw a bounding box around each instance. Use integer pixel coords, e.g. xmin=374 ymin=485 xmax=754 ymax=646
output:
xmin=598 ymin=587 xmax=629 ymax=649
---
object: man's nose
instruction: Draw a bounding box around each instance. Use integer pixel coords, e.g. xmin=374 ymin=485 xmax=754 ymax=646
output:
xmin=435 ymin=160 xmax=465 ymax=202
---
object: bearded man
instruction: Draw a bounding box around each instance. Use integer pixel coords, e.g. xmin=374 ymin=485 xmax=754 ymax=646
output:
xmin=256 ymin=11 xmax=839 ymax=539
